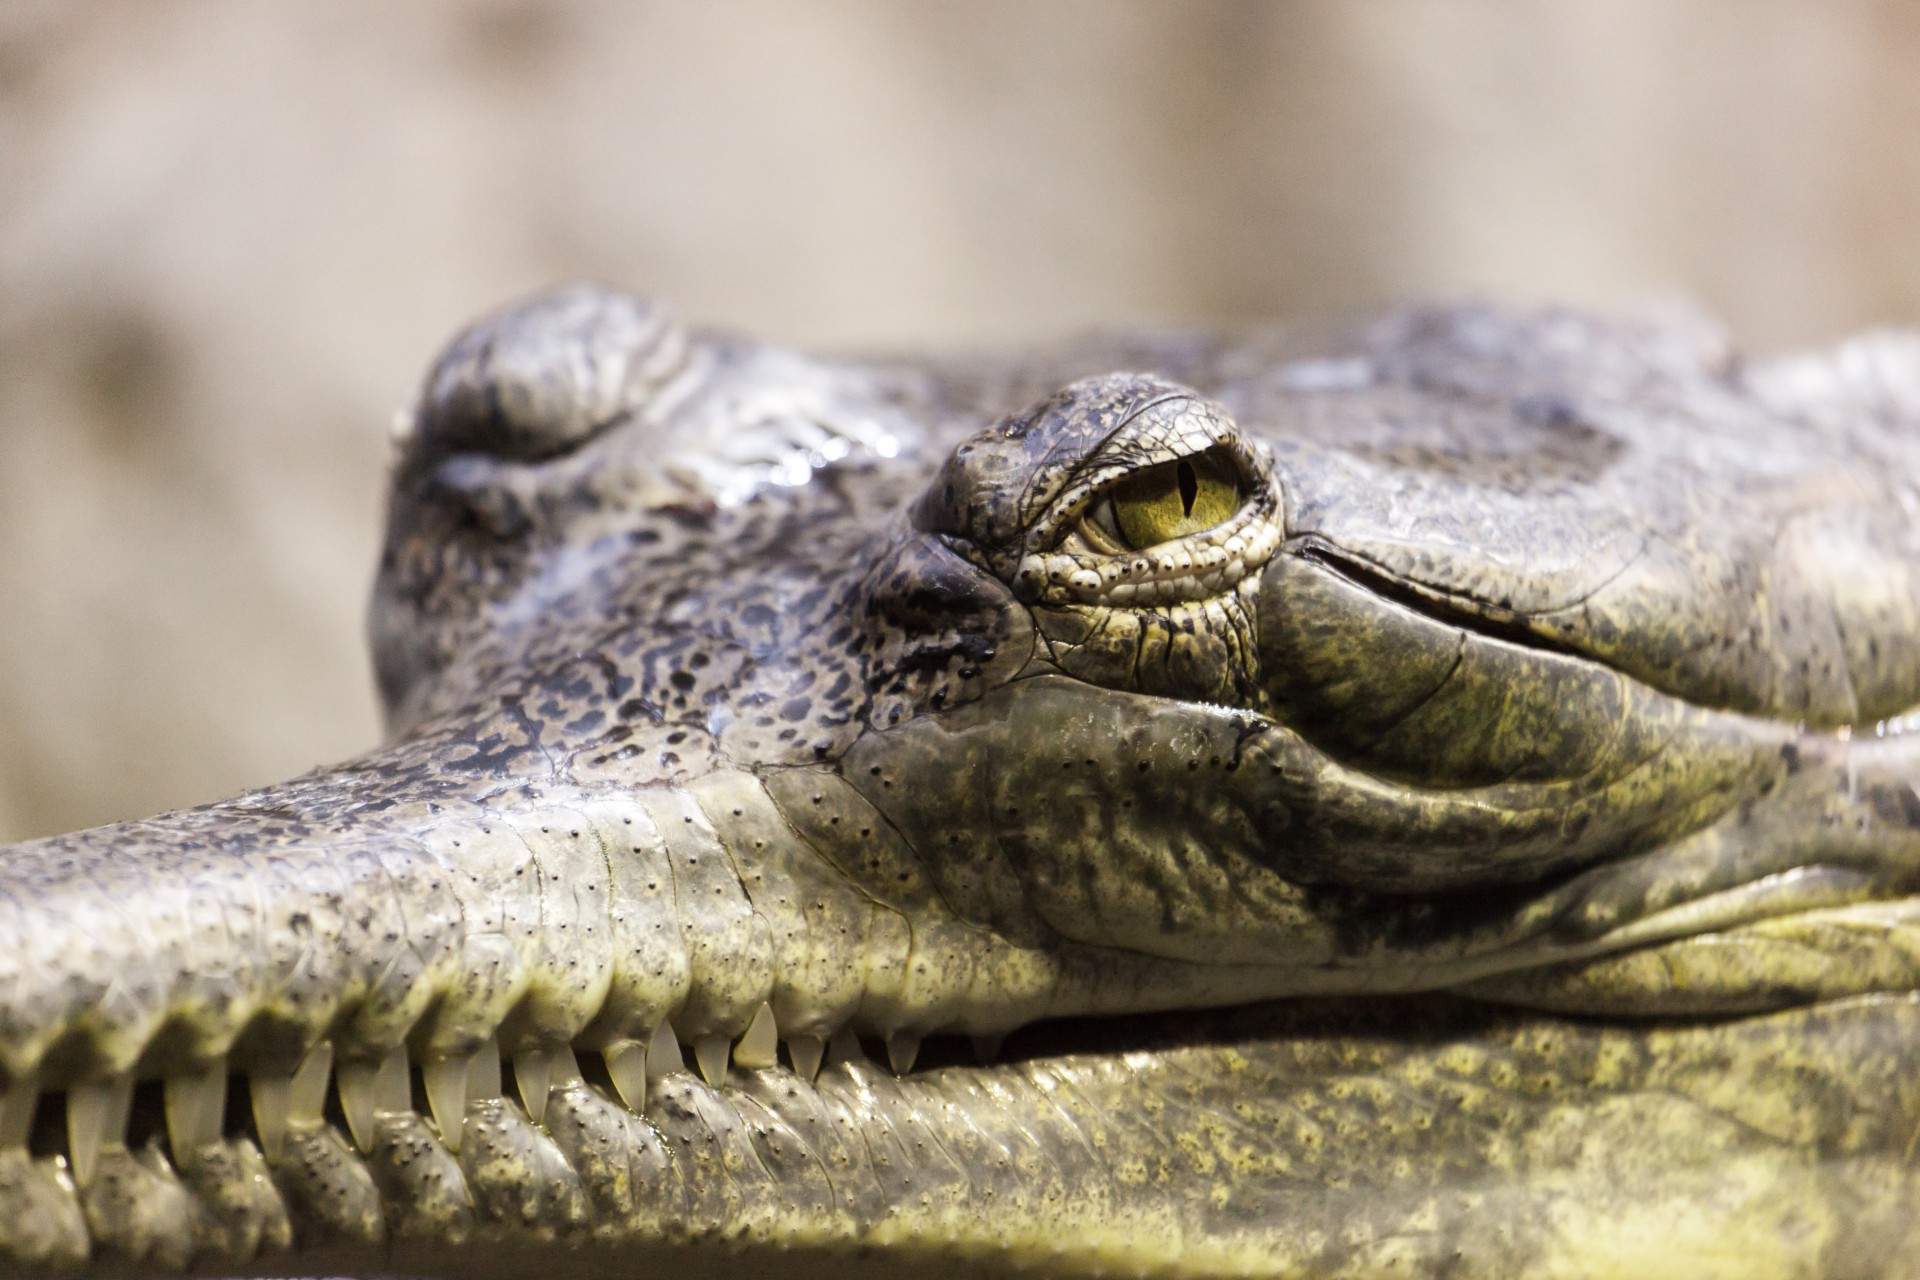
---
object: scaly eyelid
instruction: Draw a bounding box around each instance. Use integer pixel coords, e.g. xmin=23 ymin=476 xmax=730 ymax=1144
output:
xmin=1012 ymin=437 xmax=1284 ymax=609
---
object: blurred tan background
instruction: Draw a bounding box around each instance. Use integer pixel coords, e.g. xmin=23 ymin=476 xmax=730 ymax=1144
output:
xmin=3 ymin=0 xmax=1918 ymax=841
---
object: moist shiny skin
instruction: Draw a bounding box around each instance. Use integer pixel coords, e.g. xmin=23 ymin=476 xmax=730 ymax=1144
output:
xmin=3 ymin=289 xmax=1920 ymax=1278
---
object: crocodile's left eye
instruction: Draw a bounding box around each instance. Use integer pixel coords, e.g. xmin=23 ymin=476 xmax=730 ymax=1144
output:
xmin=1084 ymin=449 xmax=1242 ymax=552
xmin=910 ymin=373 xmax=1284 ymax=706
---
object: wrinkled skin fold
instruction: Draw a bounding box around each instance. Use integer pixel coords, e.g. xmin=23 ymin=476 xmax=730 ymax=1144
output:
xmin=3 ymin=289 xmax=1920 ymax=1277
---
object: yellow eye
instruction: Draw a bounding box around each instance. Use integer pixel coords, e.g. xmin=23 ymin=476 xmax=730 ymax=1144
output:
xmin=1102 ymin=451 xmax=1241 ymax=549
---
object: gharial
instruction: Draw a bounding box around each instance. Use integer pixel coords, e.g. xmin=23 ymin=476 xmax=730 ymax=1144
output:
xmin=3 ymin=287 xmax=1920 ymax=1279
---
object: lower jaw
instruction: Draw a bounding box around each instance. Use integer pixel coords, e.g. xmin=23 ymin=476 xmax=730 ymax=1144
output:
xmin=8 ymin=991 xmax=1920 ymax=1279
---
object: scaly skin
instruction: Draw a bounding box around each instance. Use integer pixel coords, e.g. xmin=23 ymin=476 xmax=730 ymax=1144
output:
xmin=3 ymin=289 xmax=1920 ymax=1277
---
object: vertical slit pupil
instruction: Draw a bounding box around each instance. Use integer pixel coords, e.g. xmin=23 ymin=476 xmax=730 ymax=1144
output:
xmin=1177 ymin=459 xmax=1198 ymax=516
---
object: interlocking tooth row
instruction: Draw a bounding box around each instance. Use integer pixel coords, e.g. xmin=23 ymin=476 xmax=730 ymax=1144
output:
xmin=0 ymin=768 xmax=1057 ymax=1188
xmin=1 ymin=1000 xmax=978 ymax=1188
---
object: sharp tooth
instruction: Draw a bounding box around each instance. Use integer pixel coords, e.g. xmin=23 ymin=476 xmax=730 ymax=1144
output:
xmin=604 ymin=1042 xmax=648 ymax=1111
xmin=67 ymin=1075 xmax=133 ymax=1187
xmin=164 ymin=1065 xmax=228 ymax=1159
xmin=288 ymin=1041 xmax=334 ymax=1126
xmin=468 ymin=1038 xmax=502 ymax=1102
xmin=337 ymin=1048 xmax=409 ymax=1154
xmin=647 ymin=1022 xmax=684 ymax=1080
xmin=886 ymin=1031 xmax=921 ymax=1076
xmin=734 ymin=1003 xmax=778 ymax=1070
xmin=336 ymin=1064 xmax=377 ymax=1154
xmin=422 ymin=1055 xmax=471 ymax=1154
xmin=375 ymin=1048 xmax=412 ymax=1111
xmin=513 ymin=1049 xmax=553 ymax=1124
xmin=828 ymin=1026 xmax=866 ymax=1065
xmin=253 ymin=1041 xmax=330 ymax=1165
xmin=971 ymin=1033 xmax=1005 ymax=1064
xmin=0 ymin=1076 xmax=37 ymax=1149
xmin=250 ymin=1075 xmax=290 ymax=1163
xmin=551 ymin=1044 xmax=582 ymax=1086
xmin=787 ymin=1035 xmax=824 ymax=1083
xmin=693 ymin=1034 xmax=729 ymax=1086
xmin=460 ymin=1043 xmax=495 ymax=1105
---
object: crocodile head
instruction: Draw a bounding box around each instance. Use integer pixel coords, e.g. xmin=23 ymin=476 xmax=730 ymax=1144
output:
xmin=5 ymin=289 xmax=1920 ymax=1277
